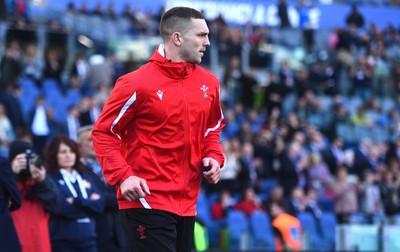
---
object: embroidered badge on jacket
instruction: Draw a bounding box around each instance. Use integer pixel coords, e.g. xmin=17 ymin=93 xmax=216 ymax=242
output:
xmin=200 ymin=85 xmax=208 ymax=98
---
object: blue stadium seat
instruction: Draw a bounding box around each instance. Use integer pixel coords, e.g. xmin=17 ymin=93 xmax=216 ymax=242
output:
xmin=42 ymin=78 xmax=61 ymax=94
xmin=348 ymin=211 xmax=368 ymax=224
xmin=196 ymin=191 xmax=222 ymax=248
xmin=65 ymin=89 xmax=82 ymax=107
xmin=260 ymin=179 xmax=278 ymax=197
xmin=297 ymin=212 xmax=331 ymax=250
xmin=319 ymin=212 xmax=337 ymax=249
xmin=19 ymin=77 xmax=40 ymax=122
xmin=318 ymin=197 xmax=334 ymax=212
xmin=249 ymin=211 xmax=275 ymax=250
xmin=226 ymin=210 xmax=250 ymax=250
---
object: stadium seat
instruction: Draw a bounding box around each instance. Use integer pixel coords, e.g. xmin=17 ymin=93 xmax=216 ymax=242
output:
xmin=19 ymin=77 xmax=40 ymax=122
xmin=319 ymin=212 xmax=337 ymax=249
xmin=348 ymin=212 xmax=368 ymax=224
xmin=260 ymin=179 xmax=278 ymax=196
xmin=196 ymin=191 xmax=222 ymax=248
xmin=249 ymin=211 xmax=275 ymax=250
xmin=226 ymin=210 xmax=250 ymax=250
xmin=297 ymin=211 xmax=332 ymax=250
xmin=318 ymin=197 xmax=334 ymax=212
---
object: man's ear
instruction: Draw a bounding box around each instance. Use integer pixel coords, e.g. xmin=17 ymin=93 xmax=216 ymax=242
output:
xmin=172 ymin=32 xmax=182 ymax=46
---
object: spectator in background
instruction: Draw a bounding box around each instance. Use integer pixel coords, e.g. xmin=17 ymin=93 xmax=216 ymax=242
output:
xmin=322 ymin=136 xmax=346 ymax=176
xmin=77 ymin=126 xmax=127 ymax=252
xmin=233 ymin=187 xmax=264 ymax=217
xmin=352 ymin=138 xmax=374 ymax=179
xmin=105 ymin=3 xmax=117 ymax=20
xmin=0 ymin=103 xmax=15 ymax=155
xmin=264 ymin=185 xmax=285 ymax=213
xmin=42 ymin=48 xmax=64 ymax=87
xmin=211 ymin=189 xmax=234 ymax=221
xmin=79 ymin=96 xmax=95 ymax=127
xmin=351 ymin=106 xmax=373 ymax=127
xmin=240 ymin=68 xmax=258 ymax=110
xmin=270 ymin=200 xmax=302 ymax=252
xmin=349 ymin=56 xmax=373 ymax=102
xmin=331 ymin=167 xmax=359 ymax=224
xmin=78 ymin=2 xmax=89 ymax=15
xmin=92 ymin=3 xmax=104 ymax=17
xmin=60 ymin=105 xmax=81 ymax=141
xmin=279 ymin=61 xmax=295 ymax=96
xmin=222 ymin=56 xmax=244 ymax=108
xmin=386 ymin=137 xmax=400 ymax=164
xmin=286 ymin=187 xmax=306 ymax=216
xmin=9 ymin=140 xmax=61 ymax=252
xmin=238 ymin=141 xmax=259 ymax=191
xmin=44 ymin=135 xmax=105 ymax=252
xmin=28 ymin=95 xmax=52 ymax=155
xmin=0 ymin=41 xmax=22 ymax=91
xmin=277 ymin=0 xmax=291 ymax=29
xmin=86 ymin=53 xmax=113 ymax=90
xmin=21 ymin=43 xmax=41 ymax=82
xmin=215 ymin=139 xmax=241 ymax=194
xmin=360 ymin=170 xmax=383 ymax=223
xmin=70 ymin=54 xmax=89 ymax=86
xmin=0 ymin=83 xmax=24 ymax=134
xmin=379 ymin=169 xmax=400 ymax=222
xmin=345 ymin=4 xmax=365 ymax=29
xmin=0 ymin=155 xmax=21 ymax=252
xmin=278 ymin=142 xmax=308 ymax=196
xmin=265 ymin=72 xmax=285 ymax=116
xmin=305 ymin=189 xmax=324 ymax=220
xmin=306 ymin=151 xmax=332 ymax=197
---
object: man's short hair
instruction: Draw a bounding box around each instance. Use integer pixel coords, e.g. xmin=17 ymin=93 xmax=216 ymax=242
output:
xmin=159 ymin=7 xmax=205 ymax=42
xmin=77 ymin=125 xmax=94 ymax=143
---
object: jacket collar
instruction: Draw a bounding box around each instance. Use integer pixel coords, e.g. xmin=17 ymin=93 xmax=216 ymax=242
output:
xmin=148 ymin=44 xmax=196 ymax=80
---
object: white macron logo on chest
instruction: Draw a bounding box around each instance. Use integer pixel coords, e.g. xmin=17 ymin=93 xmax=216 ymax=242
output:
xmin=156 ymin=90 xmax=163 ymax=100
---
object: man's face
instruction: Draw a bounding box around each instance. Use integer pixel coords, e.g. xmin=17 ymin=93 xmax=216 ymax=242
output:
xmin=81 ymin=131 xmax=96 ymax=158
xmin=179 ymin=18 xmax=210 ymax=64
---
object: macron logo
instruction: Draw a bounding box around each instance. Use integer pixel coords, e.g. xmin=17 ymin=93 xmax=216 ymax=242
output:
xmin=156 ymin=90 xmax=163 ymax=100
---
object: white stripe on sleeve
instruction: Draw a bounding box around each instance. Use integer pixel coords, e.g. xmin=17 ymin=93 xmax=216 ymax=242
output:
xmin=204 ymin=109 xmax=224 ymax=137
xmin=110 ymin=92 xmax=137 ymax=138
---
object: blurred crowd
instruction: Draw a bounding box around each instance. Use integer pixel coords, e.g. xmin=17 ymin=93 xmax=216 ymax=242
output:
xmin=1 ymin=0 xmax=400 ymax=251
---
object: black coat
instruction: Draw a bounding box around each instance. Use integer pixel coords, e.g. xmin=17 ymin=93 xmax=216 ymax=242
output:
xmin=0 ymin=156 xmax=22 ymax=252
xmin=278 ymin=152 xmax=300 ymax=196
xmin=82 ymin=159 xmax=127 ymax=252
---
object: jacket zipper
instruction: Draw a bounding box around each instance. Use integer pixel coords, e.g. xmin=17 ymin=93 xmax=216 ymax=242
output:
xmin=179 ymin=67 xmax=190 ymax=214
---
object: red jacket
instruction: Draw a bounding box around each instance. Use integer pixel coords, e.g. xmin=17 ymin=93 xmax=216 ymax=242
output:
xmin=11 ymin=180 xmax=51 ymax=252
xmin=92 ymin=46 xmax=225 ymax=216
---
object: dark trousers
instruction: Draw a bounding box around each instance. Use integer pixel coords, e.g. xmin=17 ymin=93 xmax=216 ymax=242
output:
xmin=120 ymin=208 xmax=195 ymax=252
xmin=51 ymin=240 xmax=97 ymax=252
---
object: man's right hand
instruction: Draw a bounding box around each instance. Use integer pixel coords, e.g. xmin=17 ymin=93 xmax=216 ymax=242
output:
xmin=120 ymin=176 xmax=151 ymax=202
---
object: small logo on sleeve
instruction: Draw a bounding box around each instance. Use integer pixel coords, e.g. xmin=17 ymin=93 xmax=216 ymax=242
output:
xmin=137 ymin=225 xmax=146 ymax=239
xmin=156 ymin=90 xmax=163 ymax=100
xmin=200 ymin=85 xmax=209 ymax=98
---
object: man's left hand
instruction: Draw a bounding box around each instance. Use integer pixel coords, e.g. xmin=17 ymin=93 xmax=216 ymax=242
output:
xmin=202 ymin=157 xmax=221 ymax=184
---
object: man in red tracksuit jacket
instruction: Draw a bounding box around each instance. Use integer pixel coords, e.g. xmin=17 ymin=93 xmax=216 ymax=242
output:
xmin=92 ymin=6 xmax=225 ymax=252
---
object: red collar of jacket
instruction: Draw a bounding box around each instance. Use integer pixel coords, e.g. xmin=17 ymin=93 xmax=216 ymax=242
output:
xmin=148 ymin=45 xmax=197 ymax=80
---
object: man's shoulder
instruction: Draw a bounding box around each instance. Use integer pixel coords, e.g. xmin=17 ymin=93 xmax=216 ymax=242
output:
xmin=116 ymin=63 xmax=155 ymax=84
xmin=195 ymin=65 xmax=219 ymax=83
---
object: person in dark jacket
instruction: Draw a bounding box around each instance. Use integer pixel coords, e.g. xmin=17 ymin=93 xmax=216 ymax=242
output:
xmin=9 ymin=140 xmax=62 ymax=252
xmin=44 ymin=135 xmax=105 ymax=252
xmin=77 ymin=125 xmax=127 ymax=252
xmin=0 ymin=156 xmax=21 ymax=252
xmin=277 ymin=0 xmax=291 ymax=28
xmin=345 ymin=4 xmax=365 ymax=29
